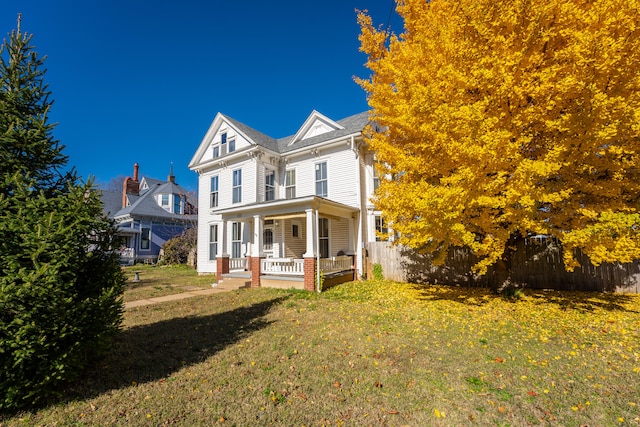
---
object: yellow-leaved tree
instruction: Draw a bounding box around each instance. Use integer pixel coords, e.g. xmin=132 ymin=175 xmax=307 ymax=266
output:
xmin=357 ymin=0 xmax=640 ymax=289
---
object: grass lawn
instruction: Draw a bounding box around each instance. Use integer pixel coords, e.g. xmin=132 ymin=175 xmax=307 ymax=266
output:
xmin=121 ymin=265 xmax=215 ymax=303
xmin=2 ymin=276 xmax=639 ymax=426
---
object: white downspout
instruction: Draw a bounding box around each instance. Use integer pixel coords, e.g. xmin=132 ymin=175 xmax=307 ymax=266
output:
xmin=352 ymin=135 xmax=363 ymax=279
xmin=315 ymin=208 xmax=321 ymax=293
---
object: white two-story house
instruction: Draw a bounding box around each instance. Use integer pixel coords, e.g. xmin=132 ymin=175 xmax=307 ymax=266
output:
xmin=189 ymin=110 xmax=386 ymax=291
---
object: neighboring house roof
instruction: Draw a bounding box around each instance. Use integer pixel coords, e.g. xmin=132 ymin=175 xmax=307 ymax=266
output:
xmin=102 ymin=178 xmax=196 ymax=223
xmin=100 ymin=190 xmax=124 ymax=219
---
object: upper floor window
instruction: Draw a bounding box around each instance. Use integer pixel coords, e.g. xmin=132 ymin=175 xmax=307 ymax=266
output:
xmin=232 ymin=169 xmax=242 ymax=203
xmin=373 ymin=161 xmax=380 ymax=191
xmin=173 ymin=194 xmax=182 ymax=214
xmin=375 ymin=215 xmax=388 ymax=241
xmin=221 ymin=132 xmax=227 ymax=155
xmin=161 ymin=194 xmax=169 ymax=206
xmin=265 ymin=170 xmax=275 ymax=201
xmin=315 ymin=162 xmax=328 ymax=197
xmin=210 ymin=175 xmax=219 ymax=208
xmin=228 ymin=137 xmax=236 ymax=153
xmin=213 ymin=145 xmax=220 ymax=158
xmin=285 ymin=169 xmax=296 ymax=199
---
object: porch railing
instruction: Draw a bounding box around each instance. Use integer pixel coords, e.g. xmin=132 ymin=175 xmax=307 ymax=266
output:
xmin=230 ymin=257 xmax=248 ymax=271
xmin=261 ymin=258 xmax=305 ymax=276
xmin=320 ymin=256 xmax=352 ymax=274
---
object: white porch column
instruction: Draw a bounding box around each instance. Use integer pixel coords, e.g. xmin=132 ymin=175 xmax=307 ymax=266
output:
xmin=303 ymin=208 xmax=316 ymax=258
xmin=252 ymin=215 xmax=264 ymax=257
xmin=220 ymin=219 xmax=229 ymax=257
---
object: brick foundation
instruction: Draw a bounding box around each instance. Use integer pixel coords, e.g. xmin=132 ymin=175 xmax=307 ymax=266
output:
xmin=304 ymin=257 xmax=316 ymax=291
xmin=216 ymin=256 xmax=230 ymax=279
xmin=251 ymin=257 xmax=263 ymax=288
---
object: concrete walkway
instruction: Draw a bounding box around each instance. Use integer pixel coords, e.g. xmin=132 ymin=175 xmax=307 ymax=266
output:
xmin=124 ymin=283 xmax=247 ymax=310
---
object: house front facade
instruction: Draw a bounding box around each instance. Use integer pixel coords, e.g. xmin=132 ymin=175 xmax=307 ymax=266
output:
xmin=189 ymin=110 xmax=386 ymax=290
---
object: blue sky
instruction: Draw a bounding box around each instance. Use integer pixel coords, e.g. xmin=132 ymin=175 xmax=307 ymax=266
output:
xmin=1 ymin=1 xmax=402 ymax=192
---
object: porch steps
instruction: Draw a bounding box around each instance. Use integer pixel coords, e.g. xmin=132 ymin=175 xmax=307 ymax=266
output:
xmin=216 ymin=272 xmax=251 ymax=290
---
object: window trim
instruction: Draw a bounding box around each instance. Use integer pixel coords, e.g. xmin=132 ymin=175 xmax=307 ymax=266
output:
xmin=265 ymin=169 xmax=275 ymax=201
xmin=315 ymin=161 xmax=328 ymax=198
xmin=232 ymin=169 xmax=242 ymax=204
xmin=285 ymin=168 xmax=296 ymax=199
xmin=209 ymin=224 xmax=218 ymax=261
xmin=210 ymin=175 xmax=219 ymax=208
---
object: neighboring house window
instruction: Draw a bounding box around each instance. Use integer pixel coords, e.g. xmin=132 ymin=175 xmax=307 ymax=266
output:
xmin=173 ymin=194 xmax=182 ymax=214
xmin=265 ymin=170 xmax=275 ymax=201
xmin=232 ymin=169 xmax=242 ymax=203
xmin=210 ymin=175 xmax=219 ymax=208
xmin=209 ymin=224 xmax=218 ymax=261
xmin=231 ymin=222 xmax=242 ymax=258
xmin=161 ymin=194 xmax=169 ymax=206
xmin=285 ymin=169 xmax=296 ymax=199
xmin=263 ymin=228 xmax=273 ymax=251
xmin=319 ymin=218 xmax=329 ymax=258
xmin=315 ymin=162 xmax=327 ymax=197
xmin=229 ymin=138 xmax=236 ymax=153
xmin=141 ymin=227 xmax=150 ymax=250
xmin=375 ymin=215 xmax=388 ymax=241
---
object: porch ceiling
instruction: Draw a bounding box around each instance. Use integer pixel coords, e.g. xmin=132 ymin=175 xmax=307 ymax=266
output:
xmin=214 ymin=196 xmax=359 ymax=221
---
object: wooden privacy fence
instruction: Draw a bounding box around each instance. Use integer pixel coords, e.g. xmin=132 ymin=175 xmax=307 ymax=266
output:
xmin=365 ymin=238 xmax=640 ymax=293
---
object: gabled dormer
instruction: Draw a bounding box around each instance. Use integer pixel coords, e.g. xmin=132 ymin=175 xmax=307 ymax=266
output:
xmin=287 ymin=110 xmax=345 ymax=146
xmin=189 ymin=113 xmax=279 ymax=172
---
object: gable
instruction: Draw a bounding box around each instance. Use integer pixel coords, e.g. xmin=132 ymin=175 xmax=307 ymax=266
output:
xmin=288 ymin=110 xmax=345 ymax=146
xmin=189 ymin=113 xmax=280 ymax=171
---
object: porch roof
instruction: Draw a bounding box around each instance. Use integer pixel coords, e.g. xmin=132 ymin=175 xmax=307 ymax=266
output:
xmin=213 ymin=196 xmax=359 ymax=221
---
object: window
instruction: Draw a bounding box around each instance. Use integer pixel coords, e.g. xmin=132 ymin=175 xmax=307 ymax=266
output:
xmin=161 ymin=194 xmax=169 ymax=206
xmin=231 ymin=222 xmax=242 ymax=258
xmin=373 ymin=162 xmax=380 ymax=191
xmin=229 ymin=138 xmax=236 ymax=153
xmin=173 ymin=194 xmax=182 ymax=214
xmin=265 ymin=170 xmax=275 ymax=201
xmin=318 ymin=218 xmax=329 ymax=258
xmin=315 ymin=162 xmax=327 ymax=197
xmin=209 ymin=224 xmax=218 ymax=261
xmin=263 ymin=228 xmax=273 ymax=251
xmin=232 ymin=169 xmax=242 ymax=203
xmin=221 ymin=132 xmax=227 ymax=155
xmin=285 ymin=169 xmax=296 ymax=199
xmin=210 ymin=176 xmax=219 ymax=208
xmin=292 ymin=222 xmax=300 ymax=238
xmin=375 ymin=216 xmax=388 ymax=241
xmin=141 ymin=227 xmax=150 ymax=250
xmin=213 ymin=145 xmax=220 ymax=158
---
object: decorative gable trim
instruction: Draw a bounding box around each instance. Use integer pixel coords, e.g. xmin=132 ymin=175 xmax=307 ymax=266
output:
xmin=287 ymin=110 xmax=345 ymax=146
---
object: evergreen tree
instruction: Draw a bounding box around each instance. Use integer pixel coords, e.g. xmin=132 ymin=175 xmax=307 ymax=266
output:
xmin=0 ymin=15 xmax=67 ymax=194
xmin=0 ymin=16 xmax=125 ymax=410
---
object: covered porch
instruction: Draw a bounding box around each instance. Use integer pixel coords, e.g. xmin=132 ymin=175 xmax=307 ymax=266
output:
xmin=212 ymin=196 xmax=360 ymax=291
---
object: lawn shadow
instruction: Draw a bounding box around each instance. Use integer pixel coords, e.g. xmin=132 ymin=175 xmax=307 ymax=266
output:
xmin=409 ymin=282 xmax=638 ymax=313
xmin=62 ymin=295 xmax=289 ymax=401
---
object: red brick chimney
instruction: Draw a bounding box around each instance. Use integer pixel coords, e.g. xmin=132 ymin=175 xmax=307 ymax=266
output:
xmin=122 ymin=163 xmax=140 ymax=208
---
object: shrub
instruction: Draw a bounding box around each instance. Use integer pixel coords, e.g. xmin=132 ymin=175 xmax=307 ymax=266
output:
xmin=161 ymin=228 xmax=197 ymax=265
xmin=372 ymin=263 xmax=384 ymax=281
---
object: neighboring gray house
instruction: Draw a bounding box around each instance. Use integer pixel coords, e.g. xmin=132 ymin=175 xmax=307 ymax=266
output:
xmin=102 ymin=163 xmax=196 ymax=264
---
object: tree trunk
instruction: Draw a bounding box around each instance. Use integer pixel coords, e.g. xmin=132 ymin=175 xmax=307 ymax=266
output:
xmin=491 ymin=233 xmax=523 ymax=294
